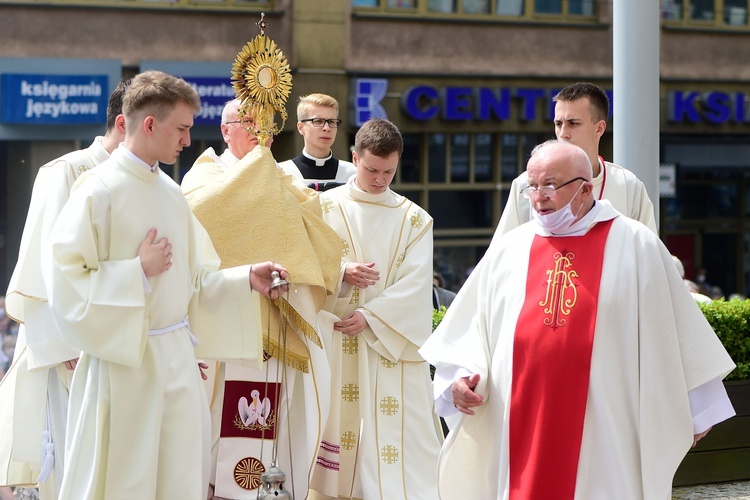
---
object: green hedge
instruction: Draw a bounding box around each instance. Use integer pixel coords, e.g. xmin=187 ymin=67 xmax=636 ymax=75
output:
xmin=432 ymin=306 xmax=447 ymax=332
xmin=699 ymin=299 xmax=750 ymax=381
xmin=431 ymin=299 xmax=750 ymax=381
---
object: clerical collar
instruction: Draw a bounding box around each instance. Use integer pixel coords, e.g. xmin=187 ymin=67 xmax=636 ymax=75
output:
xmin=302 ymin=148 xmax=333 ymax=167
xmin=118 ymin=144 xmax=158 ymax=172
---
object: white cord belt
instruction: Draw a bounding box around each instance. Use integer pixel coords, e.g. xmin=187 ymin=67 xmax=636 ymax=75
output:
xmin=148 ymin=316 xmax=198 ymax=346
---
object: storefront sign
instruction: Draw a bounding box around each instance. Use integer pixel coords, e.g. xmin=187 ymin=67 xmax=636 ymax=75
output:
xmin=354 ymin=78 xmax=746 ymax=126
xmin=401 ymin=85 xmax=565 ymax=122
xmin=183 ymin=76 xmax=235 ymax=125
xmin=0 ymin=73 xmax=107 ymax=125
xmin=666 ymin=90 xmax=749 ymax=124
xmin=352 ymin=78 xmax=388 ymax=126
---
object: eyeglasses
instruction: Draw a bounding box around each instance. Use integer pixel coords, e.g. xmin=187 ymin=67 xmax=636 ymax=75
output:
xmin=224 ymin=119 xmax=255 ymax=127
xmin=520 ymin=177 xmax=588 ymax=199
xmin=300 ymin=118 xmax=342 ymax=128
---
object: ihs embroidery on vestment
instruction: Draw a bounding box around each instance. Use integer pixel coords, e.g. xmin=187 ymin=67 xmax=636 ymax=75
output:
xmin=539 ymin=251 xmax=578 ymax=329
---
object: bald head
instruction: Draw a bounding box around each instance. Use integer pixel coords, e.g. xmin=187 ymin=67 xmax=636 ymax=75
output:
xmin=529 ymin=140 xmax=592 ymax=180
xmin=526 ymin=140 xmax=595 ymax=223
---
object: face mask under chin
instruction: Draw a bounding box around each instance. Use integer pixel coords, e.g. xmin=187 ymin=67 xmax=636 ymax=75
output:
xmin=531 ymin=183 xmax=585 ymax=233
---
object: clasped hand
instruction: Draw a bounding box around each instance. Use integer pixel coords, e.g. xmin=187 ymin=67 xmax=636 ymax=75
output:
xmin=452 ymin=373 xmax=484 ymax=415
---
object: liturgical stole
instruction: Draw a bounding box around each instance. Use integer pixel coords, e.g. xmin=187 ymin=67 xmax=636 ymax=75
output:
xmin=509 ymin=220 xmax=613 ymax=500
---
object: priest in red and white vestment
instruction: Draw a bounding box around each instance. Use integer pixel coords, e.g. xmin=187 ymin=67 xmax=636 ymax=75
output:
xmin=420 ymin=140 xmax=736 ymax=500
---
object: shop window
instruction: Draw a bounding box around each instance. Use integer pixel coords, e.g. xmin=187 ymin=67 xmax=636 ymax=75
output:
xmin=521 ymin=133 xmax=538 ymax=167
xmin=680 ymin=182 xmax=738 ymax=218
xmin=463 ymin=0 xmax=490 ymax=14
xmin=475 ymin=133 xmax=494 ymax=182
xmin=428 ymin=0 xmax=455 ymax=12
xmin=691 ymin=0 xmax=715 ymax=20
xmin=497 ymin=0 xmax=524 ymax=15
xmin=569 ymin=0 xmax=594 ymax=15
xmin=725 ymin=0 xmax=748 ymax=25
xmin=429 ymin=190 xmax=493 ymax=229
xmin=662 ymin=0 xmax=683 ymax=19
xmin=501 ymin=134 xmax=520 ymax=182
xmin=387 ymin=0 xmax=417 ymax=7
xmin=535 ymin=0 xmax=562 ymax=14
xmin=11 ymin=0 xmax=271 ymax=8
xmin=450 ymin=134 xmax=470 ymax=182
xmin=428 ymin=133 xmax=447 ymax=183
xmin=400 ymin=134 xmax=421 ymax=183
xmin=353 ymin=0 xmax=594 ymax=17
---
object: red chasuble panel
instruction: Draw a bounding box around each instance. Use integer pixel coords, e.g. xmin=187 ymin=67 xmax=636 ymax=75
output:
xmin=509 ymin=220 xmax=613 ymax=500
xmin=220 ymin=380 xmax=280 ymax=440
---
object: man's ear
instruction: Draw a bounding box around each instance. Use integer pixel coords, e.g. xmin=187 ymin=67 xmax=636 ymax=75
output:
xmin=144 ymin=115 xmax=155 ymax=136
xmin=352 ymin=150 xmax=358 ymax=165
xmin=114 ymin=114 xmax=126 ymax=135
xmin=297 ymin=121 xmax=305 ymax=135
xmin=595 ymin=119 xmax=606 ymax=139
xmin=581 ymin=180 xmax=594 ymax=197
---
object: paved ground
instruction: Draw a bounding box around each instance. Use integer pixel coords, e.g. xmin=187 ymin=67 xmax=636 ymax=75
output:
xmin=673 ymin=481 xmax=750 ymax=499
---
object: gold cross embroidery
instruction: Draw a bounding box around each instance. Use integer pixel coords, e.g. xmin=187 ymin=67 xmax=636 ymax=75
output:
xmin=341 ymin=431 xmax=357 ymax=451
xmin=77 ymin=164 xmax=90 ymax=176
xmin=349 ymin=286 xmax=360 ymax=305
xmin=395 ymin=252 xmax=405 ymax=268
xmin=341 ymin=383 xmax=359 ymax=402
xmin=342 ymin=239 xmax=350 ymax=257
xmin=539 ymin=251 xmax=578 ymax=329
xmin=321 ymin=197 xmax=333 ymax=214
xmin=379 ymin=396 xmax=399 ymax=416
xmin=380 ymin=357 xmax=396 ymax=368
xmin=409 ymin=211 xmax=424 ymax=229
xmin=342 ymin=335 xmax=358 ymax=355
xmin=381 ymin=445 xmax=399 ymax=464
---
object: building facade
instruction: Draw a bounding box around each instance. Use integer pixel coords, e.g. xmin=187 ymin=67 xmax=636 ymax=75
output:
xmin=0 ymin=0 xmax=748 ymax=296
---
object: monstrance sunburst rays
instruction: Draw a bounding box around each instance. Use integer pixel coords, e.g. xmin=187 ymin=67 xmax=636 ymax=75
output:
xmin=230 ymin=13 xmax=292 ymax=145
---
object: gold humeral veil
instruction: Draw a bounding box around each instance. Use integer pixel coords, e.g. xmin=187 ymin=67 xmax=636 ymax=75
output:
xmin=182 ymin=145 xmax=341 ymax=372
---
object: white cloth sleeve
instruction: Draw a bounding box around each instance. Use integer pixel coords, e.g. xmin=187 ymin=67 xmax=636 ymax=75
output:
xmin=688 ymin=376 xmax=735 ymax=434
xmin=434 ymin=367 xmax=474 ymax=417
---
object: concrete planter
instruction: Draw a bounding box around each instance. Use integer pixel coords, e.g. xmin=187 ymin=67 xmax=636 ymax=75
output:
xmin=673 ymin=380 xmax=750 ymax=486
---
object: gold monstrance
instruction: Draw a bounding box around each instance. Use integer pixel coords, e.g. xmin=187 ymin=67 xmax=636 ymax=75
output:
xmin=231 ymin=13 xmax=292 ymax=146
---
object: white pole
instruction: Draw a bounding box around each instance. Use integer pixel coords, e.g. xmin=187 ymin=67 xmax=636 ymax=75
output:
xmin=613 ymin=0 xmax=661 ymax=225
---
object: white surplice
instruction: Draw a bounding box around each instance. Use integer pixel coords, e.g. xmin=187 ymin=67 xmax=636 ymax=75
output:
xmin=311 ymin=178 xmax=443 ymax=500
xmin=420 ymin=202 xmax=736 ymax=500
xmin=0 ymin=137 xmax=110 ymax=497
xmin=48 ymin=146 xmax=262 ymax=500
